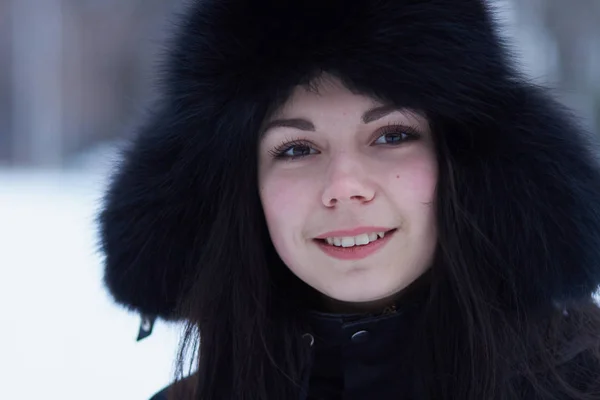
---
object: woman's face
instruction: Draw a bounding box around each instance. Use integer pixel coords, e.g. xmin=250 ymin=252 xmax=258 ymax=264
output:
xmin=258 ymin=76 xmax=437 ymax=309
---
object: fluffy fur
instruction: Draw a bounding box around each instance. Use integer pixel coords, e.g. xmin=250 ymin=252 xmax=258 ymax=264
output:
xmin=99 ymin=0 xmax=600 ymax=320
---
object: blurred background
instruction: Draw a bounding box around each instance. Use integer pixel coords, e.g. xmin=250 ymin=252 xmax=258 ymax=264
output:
xmin=0 ymin=1 xmax=599 ymax=399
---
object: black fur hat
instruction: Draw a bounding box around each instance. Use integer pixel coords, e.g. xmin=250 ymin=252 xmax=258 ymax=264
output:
xmin=99 ymin=0 xmax=600 ymax=322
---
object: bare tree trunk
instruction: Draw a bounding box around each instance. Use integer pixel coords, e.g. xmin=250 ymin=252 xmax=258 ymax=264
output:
xmin=507 ymin=0 xmax=600 ymax=132
xmin=541 ymin=0 xmax=600 ymax=131
xmin=10 ymin=0 xmax=64 ymax=167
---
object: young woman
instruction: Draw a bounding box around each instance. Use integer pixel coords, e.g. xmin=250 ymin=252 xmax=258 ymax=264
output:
xmin=99 ymin=0 xmax=600 ymax=398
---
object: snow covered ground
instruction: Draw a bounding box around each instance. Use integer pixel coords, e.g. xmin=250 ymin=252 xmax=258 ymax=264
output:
xmin=0 ymin=158 xmax=184 ymax=399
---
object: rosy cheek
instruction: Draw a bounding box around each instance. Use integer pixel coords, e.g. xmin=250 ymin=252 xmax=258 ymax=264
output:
xmin=390 ymin=153 xmax=437 ymax=201
xmin=262 ymin=172 xmax=311 ymax=230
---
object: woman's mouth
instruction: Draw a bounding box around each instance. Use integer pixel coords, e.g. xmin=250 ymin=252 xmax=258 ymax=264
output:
xmin=313 ymin=228 xmax=397 ymax=260
xmin=321 ymin=230 xmax=389 ymax=247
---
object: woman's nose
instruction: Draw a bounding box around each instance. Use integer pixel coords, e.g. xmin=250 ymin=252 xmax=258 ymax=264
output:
xmin=321 ymin=157 xmax=376 ymax=207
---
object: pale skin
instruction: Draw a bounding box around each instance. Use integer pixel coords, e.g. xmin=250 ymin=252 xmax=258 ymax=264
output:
xmin=258 ymin=75 xmax=438 ymax=313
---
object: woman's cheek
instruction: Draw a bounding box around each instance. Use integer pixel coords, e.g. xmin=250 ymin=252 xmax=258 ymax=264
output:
xmin=387 ymin=150 xmax=438 ymax=199
xmin=262 ymin=171 xmax=313 ymax=226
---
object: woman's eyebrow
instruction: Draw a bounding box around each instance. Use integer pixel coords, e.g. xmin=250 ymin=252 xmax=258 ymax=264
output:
xmin=262 ymin=104 xmax=405 ymax=136
xmin=263 ymin=118 xmax=315 ymax=133
xmin=362 ymin=104 xmax=399 ymax=123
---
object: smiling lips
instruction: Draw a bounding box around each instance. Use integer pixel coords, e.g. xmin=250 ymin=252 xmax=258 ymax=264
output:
xmin=314 ymin=227 xmax=396 ymax=260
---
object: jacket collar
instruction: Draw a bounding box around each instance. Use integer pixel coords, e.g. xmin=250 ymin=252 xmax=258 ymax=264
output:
xmin=297 ymin=277 xmax=430 ymax=399
xmin=305 ymin=271 xmax=431 ymax=344
xmin=306 ymin=293 xmax=424 ymax=347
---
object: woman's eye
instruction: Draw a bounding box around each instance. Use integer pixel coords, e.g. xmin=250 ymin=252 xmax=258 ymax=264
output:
xmin=269 ymin=140 xmax=318 ymax=160
xmin=282 ymin=144 xmax=315 ymax=157
xmin=373 ymin=131 xmax=412 ymax=145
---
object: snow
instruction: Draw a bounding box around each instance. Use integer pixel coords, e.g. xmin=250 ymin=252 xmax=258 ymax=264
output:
xmin=0 ymin=161 xmax=184 ymax=400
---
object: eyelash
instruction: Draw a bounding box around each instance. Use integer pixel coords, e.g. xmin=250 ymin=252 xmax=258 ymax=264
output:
xmin=268 ymin=124 xmax=422 ymax=160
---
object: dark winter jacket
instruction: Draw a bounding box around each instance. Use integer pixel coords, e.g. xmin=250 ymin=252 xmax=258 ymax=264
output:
xmin=150 ymin=295 xmax=425 ymax=400
xmin=98 ymin=0 xmax=600 ymax=399
xmin=148 ymin=292 xmax=600 ymax=400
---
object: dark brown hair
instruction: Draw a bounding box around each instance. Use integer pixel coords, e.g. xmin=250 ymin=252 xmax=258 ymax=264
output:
xmin=163 ymin=85 xmax=600 ymax=399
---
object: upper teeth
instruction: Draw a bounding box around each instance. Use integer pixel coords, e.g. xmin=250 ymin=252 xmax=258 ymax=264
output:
xmin=325 ymin=232 xmax=386 ymax=247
